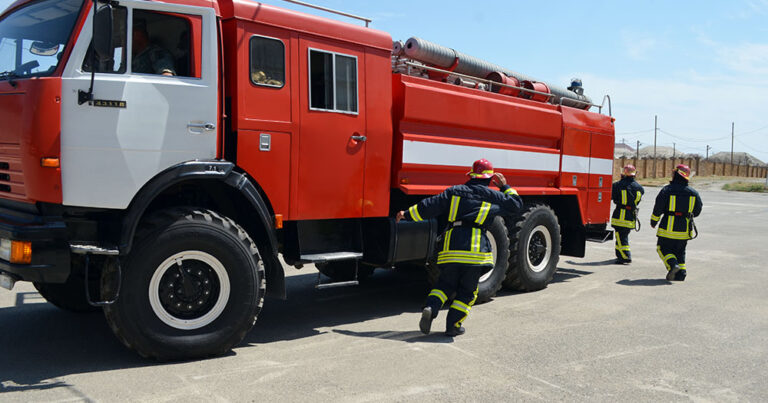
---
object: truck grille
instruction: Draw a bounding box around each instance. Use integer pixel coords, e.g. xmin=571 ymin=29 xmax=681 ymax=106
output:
xmin=0 ymin=144 xmax=27 ymax=201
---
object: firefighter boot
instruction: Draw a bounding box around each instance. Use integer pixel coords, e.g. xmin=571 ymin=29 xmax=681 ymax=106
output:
xmin=666 ymin=264 xmax=680 ymax=281
xmin=445 ymin=325 xmax=466 ymax=337
xmin=419 ymin=307 xmax=434 ymax=335
xmin=674 ymin=269 xmax=687 ymax=282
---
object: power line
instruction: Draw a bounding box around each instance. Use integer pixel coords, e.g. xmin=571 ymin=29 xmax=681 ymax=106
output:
xmin=736 ymin=124 xmax=768 ymax=136
xmin=615 ymin=128 xmax=654 ymax=135
xmin=657 ymin=128 xmax=730 ymax=143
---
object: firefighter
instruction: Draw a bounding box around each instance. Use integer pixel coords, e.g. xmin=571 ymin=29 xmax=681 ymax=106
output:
xmin=396 ymin=159 xmax=523 ymax=336
xmin=650 ymin=164 xmax=703 ymax=281
xmin=611 ymin=164 xmax=644 ymax=264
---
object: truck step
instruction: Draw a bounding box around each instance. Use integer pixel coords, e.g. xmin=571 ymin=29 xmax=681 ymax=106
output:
xmin=300 ymin=251 xmax=363 ymax=263
xmin=315 ymin=280 xmax=359 ymax=289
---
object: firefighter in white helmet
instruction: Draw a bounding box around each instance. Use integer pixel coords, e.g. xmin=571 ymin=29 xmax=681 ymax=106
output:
xmin=611 ymin=164 xmax=644 ymax=264
xmin=396 ymin=159 xmax=522 ymax=336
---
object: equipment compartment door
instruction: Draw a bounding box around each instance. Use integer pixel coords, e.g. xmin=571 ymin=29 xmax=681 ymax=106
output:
xmin=60 ymin=1 xmax=217 ymax=209
xmin=586 ymin=132 xmax=614 ymax=223
xmin=296 ymin=37 xmax=366 ymax=219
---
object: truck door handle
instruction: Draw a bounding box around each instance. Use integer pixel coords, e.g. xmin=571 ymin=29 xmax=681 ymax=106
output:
xmin=351 ymin=135 xmax=367 ymax=142
xmin=188 ymin=122 xmax=216 ymax=131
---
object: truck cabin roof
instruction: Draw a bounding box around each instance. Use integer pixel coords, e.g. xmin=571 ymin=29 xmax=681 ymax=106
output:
xmin=222 ymin=1 xmax=391 ymax=52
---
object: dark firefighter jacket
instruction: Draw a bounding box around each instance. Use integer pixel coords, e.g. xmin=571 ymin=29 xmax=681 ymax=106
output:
xmin=404 ymin=179 xmax=523 ymax=266
xmin=611 ymin=176 xmax=645 ymax=228
xmin=650 ymin=176 xmax=703 ymax=240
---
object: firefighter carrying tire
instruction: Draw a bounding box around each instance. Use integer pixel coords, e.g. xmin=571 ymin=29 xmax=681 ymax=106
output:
xmin=103 ymin=208 xmax=265 ymax=361
xmin=503 ymin=204 xmax=561 ymax=291
xmin=426 ymin=215 xmax=510 ymax=304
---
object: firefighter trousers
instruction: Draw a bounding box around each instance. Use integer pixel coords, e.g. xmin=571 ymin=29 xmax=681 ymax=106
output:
xmin=424 ymin=263 xmax=483 ymax=331
xmin=656 ymin=237 xmax=688 ymax=274
xmin=614 ymin=227 xmax=632 ymax=261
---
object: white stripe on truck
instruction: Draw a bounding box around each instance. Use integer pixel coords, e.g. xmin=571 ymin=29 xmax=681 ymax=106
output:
xmin=402 ymin=140 xmax=613 ymax=176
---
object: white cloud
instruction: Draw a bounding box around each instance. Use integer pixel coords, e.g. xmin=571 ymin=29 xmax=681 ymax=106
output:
xmin=574 ymin=72 xmax=768 ymax=157
xmin=621 ymin=31 xmax=658 ymax=61
xmin=716 ymin=43 xmax=768 ymax=75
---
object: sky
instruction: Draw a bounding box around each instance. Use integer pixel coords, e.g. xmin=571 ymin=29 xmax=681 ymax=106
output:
xmin=2 ymin=0 xmax=767 ymax=162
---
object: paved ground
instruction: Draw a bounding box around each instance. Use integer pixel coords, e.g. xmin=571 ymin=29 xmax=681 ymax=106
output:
xmin=1 ymin=185 xmax=767 ymax=402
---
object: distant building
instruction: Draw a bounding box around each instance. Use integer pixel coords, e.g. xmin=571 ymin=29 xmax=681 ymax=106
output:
xmin=637 ymin=146 xmax=689 ymax=159
xmin=708 ymin=152 xmax=766 ymax=166
xmin=614 ymin=143 xmax=635 ymax=158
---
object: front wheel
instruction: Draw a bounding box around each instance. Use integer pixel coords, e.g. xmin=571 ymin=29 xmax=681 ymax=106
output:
xmin=503 ymin=204 xmax=561 ymax=291
xmin=104 ymin=208 xmax=265 ymax=360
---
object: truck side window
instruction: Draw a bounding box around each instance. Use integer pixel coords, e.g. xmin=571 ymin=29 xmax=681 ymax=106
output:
xmin=309 ymin=49 xmax=358 ymax=113
xmin=82 ymin=5 xmax=128 ymax=74
xmin=132 ymin=10 xmax=196 ymax=77
xmin=250 ymin=36 xmax=284 ymax=88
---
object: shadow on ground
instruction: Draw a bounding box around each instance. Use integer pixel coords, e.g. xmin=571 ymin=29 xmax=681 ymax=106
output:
xmin=332 ymin=329 xmax=454 ymax=344
xmin=616 ymin=278 xmax=671 ymax=286
xmin=565 ymin=259 xmax=618 ymax=267
xmin=0 ymin=268 xmax=430 ymax=392
xmin=0 ymin=264 xmax=593 ymax=391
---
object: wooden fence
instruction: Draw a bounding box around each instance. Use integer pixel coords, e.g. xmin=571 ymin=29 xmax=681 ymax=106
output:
xmin=612 ymin=157 xmax=768 ymax=180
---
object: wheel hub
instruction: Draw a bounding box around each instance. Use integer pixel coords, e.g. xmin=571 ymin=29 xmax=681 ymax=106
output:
xmin=526 ymin=225 xmax=552 ymax=273
xmin=149 ymin=251 xmax=231 ymax=330
xmin=158 ymin=260 xmax=220 ymax=320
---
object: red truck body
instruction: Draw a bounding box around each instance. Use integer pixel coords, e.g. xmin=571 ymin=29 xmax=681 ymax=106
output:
xmin=0 ymin=0 xmax=614 ymax=359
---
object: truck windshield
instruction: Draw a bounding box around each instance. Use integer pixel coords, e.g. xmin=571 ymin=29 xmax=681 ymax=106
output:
xmin=0 ymin=0 xmax=84 ymax=80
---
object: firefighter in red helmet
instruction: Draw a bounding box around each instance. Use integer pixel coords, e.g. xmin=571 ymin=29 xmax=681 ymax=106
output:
xmin=611 ymin=164 xmax=644 ymax=264
xmin=396 ymin=159 xmax=522 ymax=336
xmin=650 ymin=164 xmax=703 ymax=281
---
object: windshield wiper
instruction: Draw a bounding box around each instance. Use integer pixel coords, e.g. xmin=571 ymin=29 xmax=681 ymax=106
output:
xmin=0 ymin=71 xmax=19 ymax=88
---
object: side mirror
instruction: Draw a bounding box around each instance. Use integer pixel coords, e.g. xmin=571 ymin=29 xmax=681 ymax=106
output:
xmin=92 ymin=3 xmax=114 ymax=62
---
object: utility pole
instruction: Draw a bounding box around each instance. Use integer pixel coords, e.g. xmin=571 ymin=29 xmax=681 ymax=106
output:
xmin=653 ymin=115 xmax=658 ymax=177
xmin=672 ymin=142 xmax=676 ymax=158
xmin=636 ymin=140 xmax=641 ymax=161
xmin=706 ymin=145 xmax=711 ymax=160
xmin=731 ymin=122 xmax=735 ymax=165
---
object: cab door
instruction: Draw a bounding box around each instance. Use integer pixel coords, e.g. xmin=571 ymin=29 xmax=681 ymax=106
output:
xmin=296 ymin=37 xmax=366 ymax=219
xmin=60 ymin=1 xmax=217 ymax=209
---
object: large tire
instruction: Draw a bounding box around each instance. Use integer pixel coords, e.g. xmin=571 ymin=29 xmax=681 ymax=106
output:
xmin=103 ymin=208 xmax=265 ymax=360
xmin=503 ymin=204 xmax=561 ymax=291
xmin=426 ymin=216 xmax=510 ymax=304
xmin=316 ymin=260 xmax=375 ymax=282
xmin=33 ymin=255 xmax=102 ymax=313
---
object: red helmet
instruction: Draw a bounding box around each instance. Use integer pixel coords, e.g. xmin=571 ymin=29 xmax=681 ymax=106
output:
xmin=622 ymin=164 xmax=637 ymax=177
xmin=674 ymin=164 xmax=691 ymax=180
xmin=467 ymin=159 xmax=494 ymax=179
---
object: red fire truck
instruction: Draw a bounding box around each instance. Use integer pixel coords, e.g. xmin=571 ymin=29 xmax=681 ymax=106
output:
xmin=0 ymin=0 xmax=614 ymax=359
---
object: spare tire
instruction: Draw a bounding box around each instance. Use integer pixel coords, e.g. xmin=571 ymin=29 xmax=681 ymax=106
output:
xmin=503 ymin=204 xmax=560 ymax=291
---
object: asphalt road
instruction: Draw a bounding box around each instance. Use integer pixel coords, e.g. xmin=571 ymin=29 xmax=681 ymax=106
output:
xmin=1 ymin=184 xmax=767 ymax=402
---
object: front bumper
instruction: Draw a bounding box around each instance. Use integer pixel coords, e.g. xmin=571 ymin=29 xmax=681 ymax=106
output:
xmin=0 ymin=211 xmax=71 ymax=284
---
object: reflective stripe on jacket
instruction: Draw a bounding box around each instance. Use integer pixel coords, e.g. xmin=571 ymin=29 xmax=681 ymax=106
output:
xmin=611 ymin=177 xmax=645 ymax=228
xmin=651 ymin=179 xmax=703 ymax=240
xmin=405 ymin=179 xmax=523 ymax=266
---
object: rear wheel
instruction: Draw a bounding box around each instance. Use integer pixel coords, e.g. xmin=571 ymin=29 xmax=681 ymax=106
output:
xmin=503 ymin=204 xmax=561 ymax=291
xmin=104 ymin=208 xmax=265 ymax=360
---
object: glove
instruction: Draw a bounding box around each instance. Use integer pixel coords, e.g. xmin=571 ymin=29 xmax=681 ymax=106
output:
xmin=650 ymin=220 xmax=656 ymax=228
